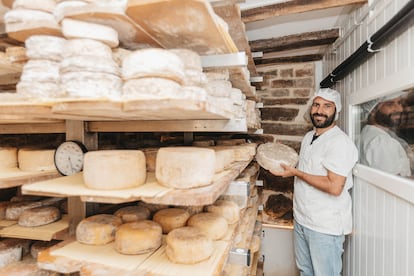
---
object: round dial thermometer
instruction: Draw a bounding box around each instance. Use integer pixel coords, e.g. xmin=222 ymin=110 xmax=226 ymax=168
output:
xmin=54 ymin=141 xmax=88 ymax=176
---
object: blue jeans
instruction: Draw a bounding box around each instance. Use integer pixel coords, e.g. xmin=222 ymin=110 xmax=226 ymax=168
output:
xmin=294 ymin=220 xmax=345 ymax=276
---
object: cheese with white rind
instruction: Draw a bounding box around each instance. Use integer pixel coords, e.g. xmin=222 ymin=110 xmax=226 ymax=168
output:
xmin=20 ymin=59 xmax=60 ymax=82
xmin=114 ymin=220 xmax=162 ymax=255
xmin=4 ymin=9 xmax=59 ymax=33
xmin=16 ymin=81 xmax=65 ymax=98
xmin=114 ymin=205 xmax=150 ymax=223
xmin=83 ymin=150 xmax=146 ymax=190
xmin=25 ymin=35 xmax=66 ymax=61
xmin=152 ymin=208 xmax=190 ymax=234
xmin=165 ymin=226 xmax=213 ymax=264
xmin=63 ymin=38 xmax=113 ymax=59
xmin=0 ymin=147 xmax=17 ymax=170
xmin=17 ymin=148 xmax=56 ymax=172
xmin=155 ymin=147 xmax=216 ymax=189
xmin=206 ymin=199 xmax=240 ymax=225
xmin=256 ymin=143 xmax=299 ymax=173
xmin=60 ymin=55 xmax=120 ymax=76
xmin=61 ymin=18 xmax=119 ymax=48
xmin=5 ymin=201 xmax=43 ymax=220
xmin=169 ymin=49 xmax=202 ymax=71
xmin=13 ymin=0 xmax=57 ymax=13
xmin=18 ymin=206 xmax=61 ymax=227
xmin=76 ymin=214 xmax=122 ymax=245
xmin=187 ymin=212 xmax=228 ymax=240
xmin=122 ymin=78 xmax=181 ymax=100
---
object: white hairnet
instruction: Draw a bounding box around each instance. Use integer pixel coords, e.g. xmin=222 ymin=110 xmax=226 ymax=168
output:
xmin=304 ymin=88 xmax=342 ymax=122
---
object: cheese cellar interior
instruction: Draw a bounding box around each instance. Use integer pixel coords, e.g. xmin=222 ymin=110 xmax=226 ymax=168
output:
xmin=0 ymin=0 xmax=413 ymax=276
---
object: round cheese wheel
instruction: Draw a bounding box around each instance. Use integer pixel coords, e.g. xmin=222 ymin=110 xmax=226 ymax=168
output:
xmin=122 ymin=78 xmax=181 ymax=100
xmin=76 ymin=214 xmax=122 ymax=245
xmin=13 ymin=0 xmax=57 ymax=13
xmin=83 ymin=150 xmax=147 ymax=190
xmin=60 ymin=55 xmax=120 ymax=76
xmin=114 ymin=220 xmax=162 ymax=255
xmin=18 ymin=206 xmax=61 ymax=227
xmin=17 ymin=148 xmax=56 ymax=172
xmin=114 ymin=205 xmax=150 ymax=223
xmin=20 ymin=60 xmax=60 ymax=83
xmin=4 ymin=9 xmax=60 ymax=34
xmin=0 ymin=147 xmax=17 ymax=170
xmin=165 ymin=226 xmax=213 ymax=264
xmin=187 ymin=212 xmax=228 ymax=240
xmin=155 ymin=147 xmax=216 ymax=189
xmin=206 ymin=199 xmax=240 ymax=225
xmin=16 ymin=81 xmax=65 ymax=98
xmin=63 ymin=38 xmax=113 ymax=59
xmin=0 ymin=242 xmax=22 ymax=268
xmin=61 ymin=18 xmax=119 ymax=48
xmin=53 ymin=1 xmax=88 ymax=22
xmin=122 ymin=48 xmax=185 ymax=83
xmin=255 ymin=143 xmax=299 ymax=173
xmin=152 ymin=208 xmax=190 ymax=234
xmin=5 ymin=201 xmax=43 ymax=220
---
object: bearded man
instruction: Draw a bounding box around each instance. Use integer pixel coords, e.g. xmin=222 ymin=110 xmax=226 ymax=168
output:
xmin=271 ymin=88 xmax=358 ymax=276
xmin=360 ymin=92 xmax=413 ymax=177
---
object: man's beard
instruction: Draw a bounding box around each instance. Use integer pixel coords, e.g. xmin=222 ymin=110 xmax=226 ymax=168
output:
xmin=374 ymin=110 xmax=401 ymax=128
xmin=310 ymin=112 xmax=335 ymax=128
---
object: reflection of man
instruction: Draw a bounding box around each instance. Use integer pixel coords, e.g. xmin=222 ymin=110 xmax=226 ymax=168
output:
xmin=360 ymin=92 xmax=413 ymax=177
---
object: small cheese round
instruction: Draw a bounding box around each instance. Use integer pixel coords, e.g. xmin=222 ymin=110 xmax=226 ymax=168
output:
xmin=165 ymin=226 xmax=213 ymax=264
xmin=61 ymin=18 xmax=119 ymax=48
xmin=60 ymin=55 xmax=120 ymax=76
xmin=187 ymin=212 xmax=228 ymax=240
xmin=206 ymin=199 xmax=240 ymax=225
xmin=83 ymin=150 xmax=147 ymax=190
xmin=13 ymin=0 xmax=57 ymax=13
xmin=5 ymin=201 xmax=43 ymax=220
xmin=17 ymin=148 xmax=56 ymax=172
xmin=152 ymin=208 xmax=190 ymax=234
xmin=114 ymin=220 xmax=162 ymax=255
xmin=18 ymin=206 xmax=61 ymax=227
xmin=4 ymin=9 xmax=60 ymax=34
xmin=63 ymin=38 xmax=113 ymax=59
xmin=0 ymin=147 xmax=17 ymax=170
xmin=155 ymin=147 xmax=216 ymax=189
xmin=256 ymin=143 xmax=299 ymax=173
xmin=76 ymin=214 xmax=122 ymax=245
xmin=114 ymin=205 xmax=150 ymax=223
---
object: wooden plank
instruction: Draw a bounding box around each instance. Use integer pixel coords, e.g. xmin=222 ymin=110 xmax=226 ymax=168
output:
xmin=0 ymin=122 xmax=65 ymax=134
xmin=255 ymin=54 xmax=323 ymax=65
xmin=0 ymin=215 xmax=69 ymax=241
xmin=241 ymin=0 xmax=368 ymax=23
xmin=126 ymin=0 xmax=238 ymax=54
xmin=0 ymin=168 xmax=60 ymax=189
xmin=56 ymin=5 xmax=162 ymax=49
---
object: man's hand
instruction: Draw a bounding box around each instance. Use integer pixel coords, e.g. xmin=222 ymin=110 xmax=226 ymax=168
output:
xmin=270 ymin=163 xmax=297 ymax=178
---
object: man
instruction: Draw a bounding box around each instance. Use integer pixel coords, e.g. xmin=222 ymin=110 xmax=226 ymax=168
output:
xmin=271 ymin=88 xmax=358 ymax=276
xmin=359 ymin=92 xmax=413 ymax=177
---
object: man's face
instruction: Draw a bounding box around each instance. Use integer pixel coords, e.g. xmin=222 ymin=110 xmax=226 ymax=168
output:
xmin=310 ymin=97 xmax=336 ymax=128
xmin=374 ymin=97 xmax=403 ymax=128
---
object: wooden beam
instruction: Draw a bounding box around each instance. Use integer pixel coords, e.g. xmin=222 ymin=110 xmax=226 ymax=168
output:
xmin=241 ymin=0 xmax=367 ymax=23
xmin=255 ymin=54 xmax=323 ymax=66
xmin=249 ymin=29 xmax=339 ymax=53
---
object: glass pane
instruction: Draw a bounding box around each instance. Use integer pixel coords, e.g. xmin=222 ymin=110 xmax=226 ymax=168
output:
xmin=356 ymin=89 xmax=414 ymax=178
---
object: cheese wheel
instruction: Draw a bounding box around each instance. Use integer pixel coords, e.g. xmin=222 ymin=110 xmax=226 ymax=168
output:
xmin=114 ymin=220 xmax=162 ymax=255
xmin=182 ymin=69 xmax=208 ymax=86
xmin=16 ymin=81 xmax=65 ymax=98
xmin=54 ymin=1 xmax=88 ymax=22
xmin=5 ymin=201 xmax=43 ymax=220
xmin=13 ymin=0 xmax=57 ymax=13
xmin=20 ymin=59 xmax=60 ymax=83
xmin=60 ymin=55 xmax=120 ymax=76
xmin=187 ymin=212 xmax=228 ymax=240
xmin=76 ymin=214 xmax=122 ymax=245
xmin=17 ymin=149 xmax=56 ymax=172
xmin=4 ymin=9 xmax=60 ymax=33
xmin=83 ymin=150 xmax=146 ymax=190
xmin=0 ymin=241 xmax=23 ymax=268
xmin=122 ymin=48 xmax=185 ymax=83
xmin=114 ymin=205 xmax=150 ymax=223
xmin=18 ymin=206 xmax=61 ymax=227
xmin=122 ymin=78 xmax=181 ymax=100
xmin=165 ymin=226 xmax=213 ymax=264
xmin=0 ymin=147 xmax=17 ymax=170
xmin=206 ymin=199 xmax=240 ymax=225
xmin=63 ymin=38 xmax=113 ymax=59
xmin=255 ymin=143 xmax=299 ymax=173
xmin=61 ymin=18 xmax=119 ymax=48
xmin=169 ymin=49 xmax=202 ymax=71
xmin=155 ymin=147 xmax=216 ymax=189
xmin=152 ymin=208 xmax=190 ymax=234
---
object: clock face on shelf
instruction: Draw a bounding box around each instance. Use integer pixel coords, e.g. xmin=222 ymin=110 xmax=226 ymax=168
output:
xmin=54 ymin=141 xmax=88 ymax=176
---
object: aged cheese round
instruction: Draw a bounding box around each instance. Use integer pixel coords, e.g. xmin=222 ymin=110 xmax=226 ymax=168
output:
xmin=63 ymin=38 xmax=113 ymax=59
xmin=122 ymin=78 xmax=181 ymax=100
xmin=114 ymin=205 xmax=150 ymax=223
xmin=13 ymin=0 xmax=57 ymax=13
xmin=206 ymin=199 xmax=240 ymax=225
xmin=61 ymin=18 xmax=119 ymax=48
xmin=60 ymin=55 xmax=120 ymax=76
xmin=256 ymin=143 xmax=299 ymax=173
xmin=114 ymin=220 xmax=162 ymax=255
xmin=122 ymin=48 xmax=185 ymax=83
xmin=155 ymin=147 xmax=216 ymax=189
xmin=76 ymin=214 xmax=122 ymax=245
xmin=165 ymin=226 xmax=213 ymax=264
xmin=20 ymin=59 xmax=60 ymax=83
xmin=83 ymin=150 xmax=147 ymax=190
xmin=152 ymin=208 xmax=190 ymax=234
xmin=187 ymin=212 xmax=228 ymax=240
xmin=0 ymin=147 xmax=17 ymax=170
xmin=5 ymin=201 xmax=43 ymax=220
xmin=61 ymin=71 xmax=122 ymax=99
xmin=18 ymin=206 xmax=61 ymax=227
xmin=0 ymin=242 xmax=22 ymax=268
xmin=16 ymin=81 xmax=64 ymax=98
xmin=4 ymin=9 xmax=60 ymax=33
xmin=17 ymin=148 xmax=56 ymax=172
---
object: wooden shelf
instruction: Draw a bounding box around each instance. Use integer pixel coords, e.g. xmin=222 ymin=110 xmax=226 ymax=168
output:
xmin=0 ymin=168 xmax=61 ymax=189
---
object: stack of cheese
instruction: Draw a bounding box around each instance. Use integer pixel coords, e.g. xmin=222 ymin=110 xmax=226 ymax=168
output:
xmin=58 ymin=18 xmax=122 ymax=98
xmin=0 ymin=147 xmax=57 ymax=172
xmin=3 ymin=0 xmax=60 ymax=38
xmin=16 ymin=35 xmax=66 ymax=98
